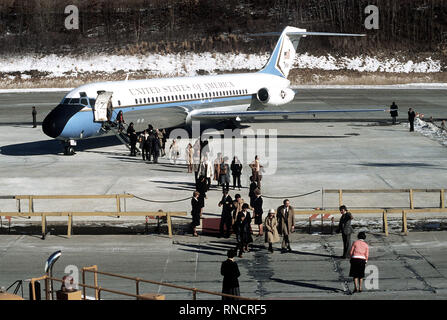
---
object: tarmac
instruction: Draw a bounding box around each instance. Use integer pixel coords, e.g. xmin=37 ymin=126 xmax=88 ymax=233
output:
xmin=0 ymin=88 xmax=447 ymax=300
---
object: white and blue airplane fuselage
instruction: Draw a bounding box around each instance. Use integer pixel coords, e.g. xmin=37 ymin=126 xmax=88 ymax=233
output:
xmin=42 ymin=26 xmax=380 ymax=150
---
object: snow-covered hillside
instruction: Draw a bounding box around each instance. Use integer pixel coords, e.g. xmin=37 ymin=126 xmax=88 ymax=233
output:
xmin=0 ymin=53 xmax=442 ymax=79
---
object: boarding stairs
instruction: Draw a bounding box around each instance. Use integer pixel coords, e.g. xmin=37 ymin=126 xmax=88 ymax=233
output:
xmin=101 ymin=122 xmax=141 ymax=154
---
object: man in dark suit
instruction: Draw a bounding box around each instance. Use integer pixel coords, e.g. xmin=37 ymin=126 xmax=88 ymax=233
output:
xmin=336 ymin=205 xmax=353 ymax=258
xmin=32 ymin=106 xmax=37 ymax=128
xmin=390 ymin=102 xmax=398 ymax=125
xmin=219 ymin=190 xmax=233 ymax=238
xmin=408 ymin=108 xmax=416 ymax=132
xmin=277 ymin=199 xmax=295 ymax=253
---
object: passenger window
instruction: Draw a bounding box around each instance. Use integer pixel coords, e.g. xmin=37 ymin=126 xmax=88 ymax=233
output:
xmin=135 ymin=99 xmax=138 ymax=104
xmin=143 ymin=98 xmax=146 ymax=103
xmin=118 ymin=100 xmax=121 ymax=106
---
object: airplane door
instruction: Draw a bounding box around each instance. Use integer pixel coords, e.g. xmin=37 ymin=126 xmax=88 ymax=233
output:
xmin=93 ymin=91 xmax=113 ymax=122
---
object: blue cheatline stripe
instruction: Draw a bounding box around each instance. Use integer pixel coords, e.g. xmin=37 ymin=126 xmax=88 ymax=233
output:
xmin=60 ymin=95 xmax=253 ymax=139
xmin=112 ymin=94 xmax=253 ymax=115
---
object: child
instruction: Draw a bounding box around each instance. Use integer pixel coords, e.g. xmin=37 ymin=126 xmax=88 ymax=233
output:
xmin=349 ymin=231 xmax=369 ymax=293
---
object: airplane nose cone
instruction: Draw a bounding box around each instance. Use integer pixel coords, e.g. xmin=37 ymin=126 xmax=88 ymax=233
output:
xmin=42 ymin=105 xmax=66 ymax=138
xmin=42 ymin=104 xmax=84 ymax=138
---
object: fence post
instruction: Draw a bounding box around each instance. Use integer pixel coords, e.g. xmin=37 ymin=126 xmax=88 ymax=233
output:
xmin=402 ymin=210 xmax=408 ymax=235
xmin=192 ymin=289 xmax=197 ymax=300
xmin=67 ymin=214 xmax=72 ymax=238
xmin=409 ymin=189 xmax=414 ymax=209
xmin=136 ymin=278 xmax=140 ymax=296
xmin=382 ymin=210 xmax=388 ymax=236
xmin=338 ymin=189 xmax=343 ymax=207
xmin=116 ymin=195 xmax=121 ymax=216
xmin=441 ymin=189 xmax=445 ymax=208
xmin=167 ymin=213 xmax=173 ymax=238
xmin=82 ymin=269 xmax=86 ymax=300
xmin=41 ymin=214 xmax=46 ymax=239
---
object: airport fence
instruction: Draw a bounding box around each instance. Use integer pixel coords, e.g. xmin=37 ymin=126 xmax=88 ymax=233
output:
xmin=29 ymin=265 xmax=256 ymax=301
xmin=1 ymin=189 xmax=447 ymax=238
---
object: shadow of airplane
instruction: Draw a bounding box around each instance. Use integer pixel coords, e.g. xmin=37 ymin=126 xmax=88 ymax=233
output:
xmin=0 ymin=135 xmax=123 ymax=156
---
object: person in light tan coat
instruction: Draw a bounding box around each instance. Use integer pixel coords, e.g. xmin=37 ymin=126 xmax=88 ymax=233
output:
xmin=265 ymin=209 xmax=280 ymax=253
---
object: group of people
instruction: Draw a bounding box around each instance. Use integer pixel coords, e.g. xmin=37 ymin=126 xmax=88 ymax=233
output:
xmin=389 ymin=102 xmax=445 ymax=133
xmin=220 ymin=204 xmax=370 ymax=299
xmin=186 ymin=146 xmax=245 ymax=193
xmin=125 ymin=122 xmax=167 ymax=161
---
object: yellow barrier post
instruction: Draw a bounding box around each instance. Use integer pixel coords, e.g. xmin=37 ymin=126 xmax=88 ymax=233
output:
xmin=382 ymin=210 xmax=388 ymax=236
xmin=41 ymin=214 xmax=46 ymax=238
xmin=67 ymin=214 xmax=72 ymax=238
xmin=116 ymin=195 xmax=121 ymax=216
xmin=338 ymin=189 xmax=343 ymax=207
xmin=167 ymin=213 xmax=172 ymax=238
xmin=409 ymin=189 xmax=414 ymax=209
xmin=402 ymin=210 xmax=408 ymax=235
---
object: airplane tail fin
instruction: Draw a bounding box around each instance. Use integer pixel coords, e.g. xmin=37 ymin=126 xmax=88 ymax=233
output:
xmin=258 ymin=26 xmax=365 ymax=79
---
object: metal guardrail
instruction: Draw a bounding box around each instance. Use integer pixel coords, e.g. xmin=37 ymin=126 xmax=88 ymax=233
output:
xmin=29 ymin=265 xmax=256 ymax=301
xmin=1 ymin=194 xmax=186 ymax=238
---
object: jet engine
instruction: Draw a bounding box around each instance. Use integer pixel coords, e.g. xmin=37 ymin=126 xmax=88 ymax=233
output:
xmin=256 ymin=87 xmax=295 ymax=107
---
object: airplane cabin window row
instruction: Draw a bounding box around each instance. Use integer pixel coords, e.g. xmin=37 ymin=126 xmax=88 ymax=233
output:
xmin=133 ymin=89 xmax=248 ymax=105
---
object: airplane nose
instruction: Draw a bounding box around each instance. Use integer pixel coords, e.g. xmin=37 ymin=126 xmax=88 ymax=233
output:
xmin=42 ymin=104 xmax=84 ymax=138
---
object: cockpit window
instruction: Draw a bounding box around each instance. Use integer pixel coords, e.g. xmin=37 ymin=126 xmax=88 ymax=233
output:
xmin=80 ymin=98 xmax=88 ymax=106
xmin=63 ymin=98 xmax=70 ymax=104
xmin=70 ymin=98 xmax=80 ymax=104
xmin=89 ymin=99 xmax=96 ymax=107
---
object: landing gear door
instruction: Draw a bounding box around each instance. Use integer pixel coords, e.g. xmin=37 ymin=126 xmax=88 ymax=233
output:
xmin=93 ymin=91 xmax=113 ymax=122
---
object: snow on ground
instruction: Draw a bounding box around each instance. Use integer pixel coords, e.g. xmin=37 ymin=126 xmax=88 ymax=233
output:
xmin=0 ymin=52 xmax=442 ymax=79
xmin=410 ymin=117 xmax=447 ymax=147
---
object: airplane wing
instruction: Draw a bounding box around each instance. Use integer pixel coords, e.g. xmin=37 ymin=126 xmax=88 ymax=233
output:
xmin=191 ymin=108 xmax=387 ymax=119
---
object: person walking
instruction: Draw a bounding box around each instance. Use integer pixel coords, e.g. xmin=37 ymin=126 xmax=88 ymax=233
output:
xmin=232 ymin=193 xmax=244 ymax=226
xmin=126 ymin=122 xmax=137 ymax=156
xmin=32 ymin=106 xmax=37 ymax=128
xmin=236 ymin=205 xmax=253 ymax=258
xmin=248 ymin=176 xmax=258 ymax=208
xmin=239 ymin=211 xmax=253 ymax=258
xmin=220 ymin=249 xmax=240 ymax=300
xmin=249 ymin=155 xmax=263 ymax=189
xmin=390 ymin=102 xmax=398 ymax=125
xmin=169 ymin=139 xmax=179 ymax=164
xmin=336 ymin=205 xmax=354 ymax=258
xmin=186 ymin=143 xmax=193 ymax=173
xmin=349 ymin=232 xmax=369 ymax=293
xmin=277 ymin=199 xmax=295 ymax=253
xmin=219 ymin=157 xmax=231 ymax=192
xmin=214 ymin=153 xmax=223 ymax=186
xmin=150 ymin=130 xmax=161 ymax=163
xmin=192 ymin=140 xmax=201 ymax=183
xmin=140 ymin=130 xmax=150 ymax=161
xmin=116 ymin=110 xmax=125 ymax=132
xmin=408 ymin=108 xmax=416 ymax=132
xmin=252 ymin=188 xmax=264 ymax=237
xmin=265 ymin=209 xmax=280 ymax=253
xmin=231 ymin=156 xmax=243 ymax=190
xmin=190 ymin=191 xmax=202 ymax=237
xmin=218 ymin=190 xmax=233 ymax=238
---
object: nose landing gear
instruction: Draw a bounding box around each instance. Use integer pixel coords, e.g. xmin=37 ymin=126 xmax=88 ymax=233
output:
xmin=62 ymin=140 xmax=77 ymax=155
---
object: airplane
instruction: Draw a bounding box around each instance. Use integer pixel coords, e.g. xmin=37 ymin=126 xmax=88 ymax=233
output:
xmin=42 ymin=26 xmax=385 ymax=155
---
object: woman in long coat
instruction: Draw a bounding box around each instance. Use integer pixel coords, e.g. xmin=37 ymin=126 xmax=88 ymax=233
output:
xmin=190 ymin=191 xmax=202 ymax=237
xmin=264 ymin=209 xmax=280 ymax=253
xmin=221 ymin=249 xmax=240 ymax=300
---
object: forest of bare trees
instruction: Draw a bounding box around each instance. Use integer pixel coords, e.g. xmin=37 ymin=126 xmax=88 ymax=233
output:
xmin=0 ymin=0 xmax=446 ymax=58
